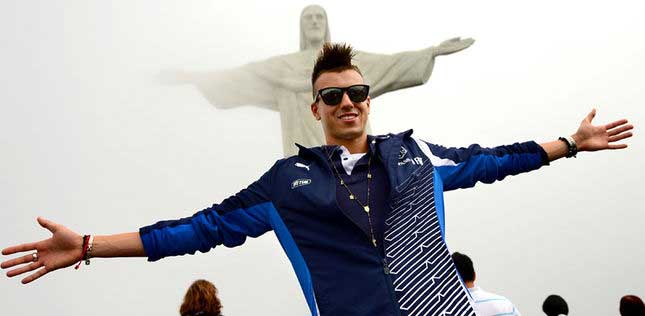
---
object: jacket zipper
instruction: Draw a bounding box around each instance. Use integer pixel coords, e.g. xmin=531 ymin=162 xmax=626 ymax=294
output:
xmin=374 ymin=247 xmax=401 ymax=316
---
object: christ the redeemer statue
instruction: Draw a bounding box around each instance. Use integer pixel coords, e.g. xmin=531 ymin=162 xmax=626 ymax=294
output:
xmin=165 ymin=5 xmax=474 ymax=157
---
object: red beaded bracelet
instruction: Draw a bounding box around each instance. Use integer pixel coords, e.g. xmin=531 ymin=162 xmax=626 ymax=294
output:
xmin=74 ymin=235 xmax=92 ymax=270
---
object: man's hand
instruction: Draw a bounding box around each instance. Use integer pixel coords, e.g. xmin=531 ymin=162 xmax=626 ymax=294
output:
xmin=1 ymin=217 xmax=82 ymax=284
xmin=433 ymin=37 xmax=475 ymax=56
xmin=572 ymin=109 xmax=633 ymax=152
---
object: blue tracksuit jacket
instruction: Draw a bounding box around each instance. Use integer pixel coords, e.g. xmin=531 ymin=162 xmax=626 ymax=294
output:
xmin=139 ymin=130 xmax=548 ymax=316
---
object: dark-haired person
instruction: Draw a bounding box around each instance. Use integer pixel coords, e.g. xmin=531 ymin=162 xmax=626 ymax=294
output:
xmin=180 ymin=279 xmax=223 ymax=316
xmin=542 ymin=294 xmax=569 ymax=316
xmin=451 ymin=252 xmax=521 ymax=316
xmin=620 ymin=295 xmax=645 ymax=316
xmin=1 ymin=43 xmax=634 ymax=316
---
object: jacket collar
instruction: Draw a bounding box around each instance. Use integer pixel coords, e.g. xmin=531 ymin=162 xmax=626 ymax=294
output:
xmin=294 ymin=130 xmax=415 ymax=163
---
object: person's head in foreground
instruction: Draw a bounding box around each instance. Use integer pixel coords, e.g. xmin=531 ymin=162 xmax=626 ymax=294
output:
xmin=310 ymin=42 xmax=370 ymax=148
xmin=542 ymin=294 xmax=569 ymax=316
xmin=620 ymin=295 xmax=645 ymax=316
xmin=180 ymin=279 xmax=223 ymax=316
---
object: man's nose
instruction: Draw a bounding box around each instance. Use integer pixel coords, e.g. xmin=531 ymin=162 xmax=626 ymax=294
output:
xmin=339 ymin=91 xmax=354 ymax=109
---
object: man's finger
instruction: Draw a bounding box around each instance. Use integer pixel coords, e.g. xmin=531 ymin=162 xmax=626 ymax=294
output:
xmin=605 ymin=119 xmax=629 ymax=131
xmin=608 ymin=144 xmax=628 ymax=150
xmin=585 ymin=108 xmax=597 ymax=123
xmin=6 ymin=261 xmax=42 ymax=278
xmin=608 ymin=124 xmax=633 ymax=136
xmin=22 ymin=266 xmax=48 ymax=284
xmin=2 ymin=242 xmax=38 ymax=256
xmin=37 ymin=217 xmax=57 ymax=233
xmin=1 ymin=253 xmax=37 ymax=269
xmin=608 ymin=132 xmax=633 ymax=143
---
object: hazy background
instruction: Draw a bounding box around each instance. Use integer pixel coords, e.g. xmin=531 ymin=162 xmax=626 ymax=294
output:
xmin=1 ymin=0 xmax=643 ymax=315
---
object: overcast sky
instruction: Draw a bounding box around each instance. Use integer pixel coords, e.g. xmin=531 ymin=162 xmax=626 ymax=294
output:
xmin=1 ymin=1 xmax=643 ymax=315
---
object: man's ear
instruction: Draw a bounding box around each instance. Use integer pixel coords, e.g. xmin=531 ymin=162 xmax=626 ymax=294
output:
xmin=366 ymin=96 xmax=371 ymax=114
xmin=311 ymin=102 xmax=321 ymax=120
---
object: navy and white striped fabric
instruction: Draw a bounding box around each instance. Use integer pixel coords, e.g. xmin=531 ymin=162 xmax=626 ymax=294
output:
xmin=386 ymin=161 xmax=475 ymax=316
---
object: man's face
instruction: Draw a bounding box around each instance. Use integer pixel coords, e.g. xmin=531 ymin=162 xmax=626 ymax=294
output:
xmin=301 ymin=6 xmax=327 ymax=42
xmin=311 ymin=69 xmax=370 ymax=143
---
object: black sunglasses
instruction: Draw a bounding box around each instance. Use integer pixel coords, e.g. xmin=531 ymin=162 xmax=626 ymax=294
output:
xmin=315 ymin=84 xmax=370 ymax=105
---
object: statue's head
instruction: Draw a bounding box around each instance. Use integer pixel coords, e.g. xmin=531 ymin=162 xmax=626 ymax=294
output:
xmin=300 ymin=5 xmax=330 ymax=50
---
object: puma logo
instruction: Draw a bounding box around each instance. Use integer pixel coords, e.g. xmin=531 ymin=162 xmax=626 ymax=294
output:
xmin=295 ymin=162 xmax=311 ymax=171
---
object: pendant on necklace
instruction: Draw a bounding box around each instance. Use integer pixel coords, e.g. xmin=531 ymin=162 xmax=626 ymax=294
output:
xmin=372 ymin=239 xmax=377 ymax=247
xmin=340 ymin=180 xmax=344 ymax=185
xmin=349 ymin=194 xmax=355 ymax=200
xmin=367 ymin=173 xmax=372 ymax=179
xmin=364 ymin=206 xmax=370 ymax=213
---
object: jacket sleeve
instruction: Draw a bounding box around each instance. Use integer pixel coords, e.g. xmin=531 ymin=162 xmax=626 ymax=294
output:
xmin=416 ymin=139 xmax=549 ymax=191
xmin=138 ymin=163 xmax=279 ymax=261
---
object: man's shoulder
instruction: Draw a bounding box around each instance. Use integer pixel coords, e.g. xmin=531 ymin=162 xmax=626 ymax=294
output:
xmin=379 ymin=129 xmax=414 ymax=138
xmin=273 ymin=145 xmax=329 ymax=172
xmin=271 ymin=155 xmax=309 ymax=170
xmin=471 ymin=287 xmax=519 ymax=315
xmin=370 ymin=130 xmax=415 ymax=144
xmin=473 ymin=289 xmax=510 ymax=302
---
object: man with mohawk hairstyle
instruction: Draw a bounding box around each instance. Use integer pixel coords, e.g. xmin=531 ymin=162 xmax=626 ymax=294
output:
xmin=2 ymin=43 xmax=634 ymax=316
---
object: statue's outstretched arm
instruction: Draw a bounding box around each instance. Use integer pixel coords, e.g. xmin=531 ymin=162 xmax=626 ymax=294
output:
xmin=358 ymin=37 xmax=475 ymax=98
xmin=156 ymin=65 xmax=278 ymax=111
xmin=254 ymin=69 xmax=310 ymax=93
xmin=431 ymin=37 xmax=475 ymax=57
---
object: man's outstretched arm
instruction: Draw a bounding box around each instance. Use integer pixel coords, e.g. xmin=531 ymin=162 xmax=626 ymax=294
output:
xmin=429 ymin=109 xmax=633 ymax=191
xmin=2 ymin=163 xmax=278 ymax=285
xmin=1 ymin=217 xmax=145 ymax=284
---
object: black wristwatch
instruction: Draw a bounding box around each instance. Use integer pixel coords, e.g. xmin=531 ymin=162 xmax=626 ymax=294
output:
xmin=558 ymin=136 xmax=578 ymax=158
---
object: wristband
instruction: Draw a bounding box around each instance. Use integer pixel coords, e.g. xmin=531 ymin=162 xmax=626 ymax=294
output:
xmin=84 ymin=235 xmax=94 ymax=265
xmin=558 ymin=136 xmax=578 ymax=158
xmin=74 ymin=235 xmax=92 ymax=270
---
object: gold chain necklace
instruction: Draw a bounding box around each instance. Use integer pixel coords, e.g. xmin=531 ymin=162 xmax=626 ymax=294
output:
xmin=327 ymin=149 xmax=377 ymax=248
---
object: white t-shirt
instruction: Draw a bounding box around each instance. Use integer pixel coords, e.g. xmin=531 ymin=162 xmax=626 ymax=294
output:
xmin=338 ymin=146 xmax=367 ymax=175
xmin=469 ymin=286 xmax=521 ymax=316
